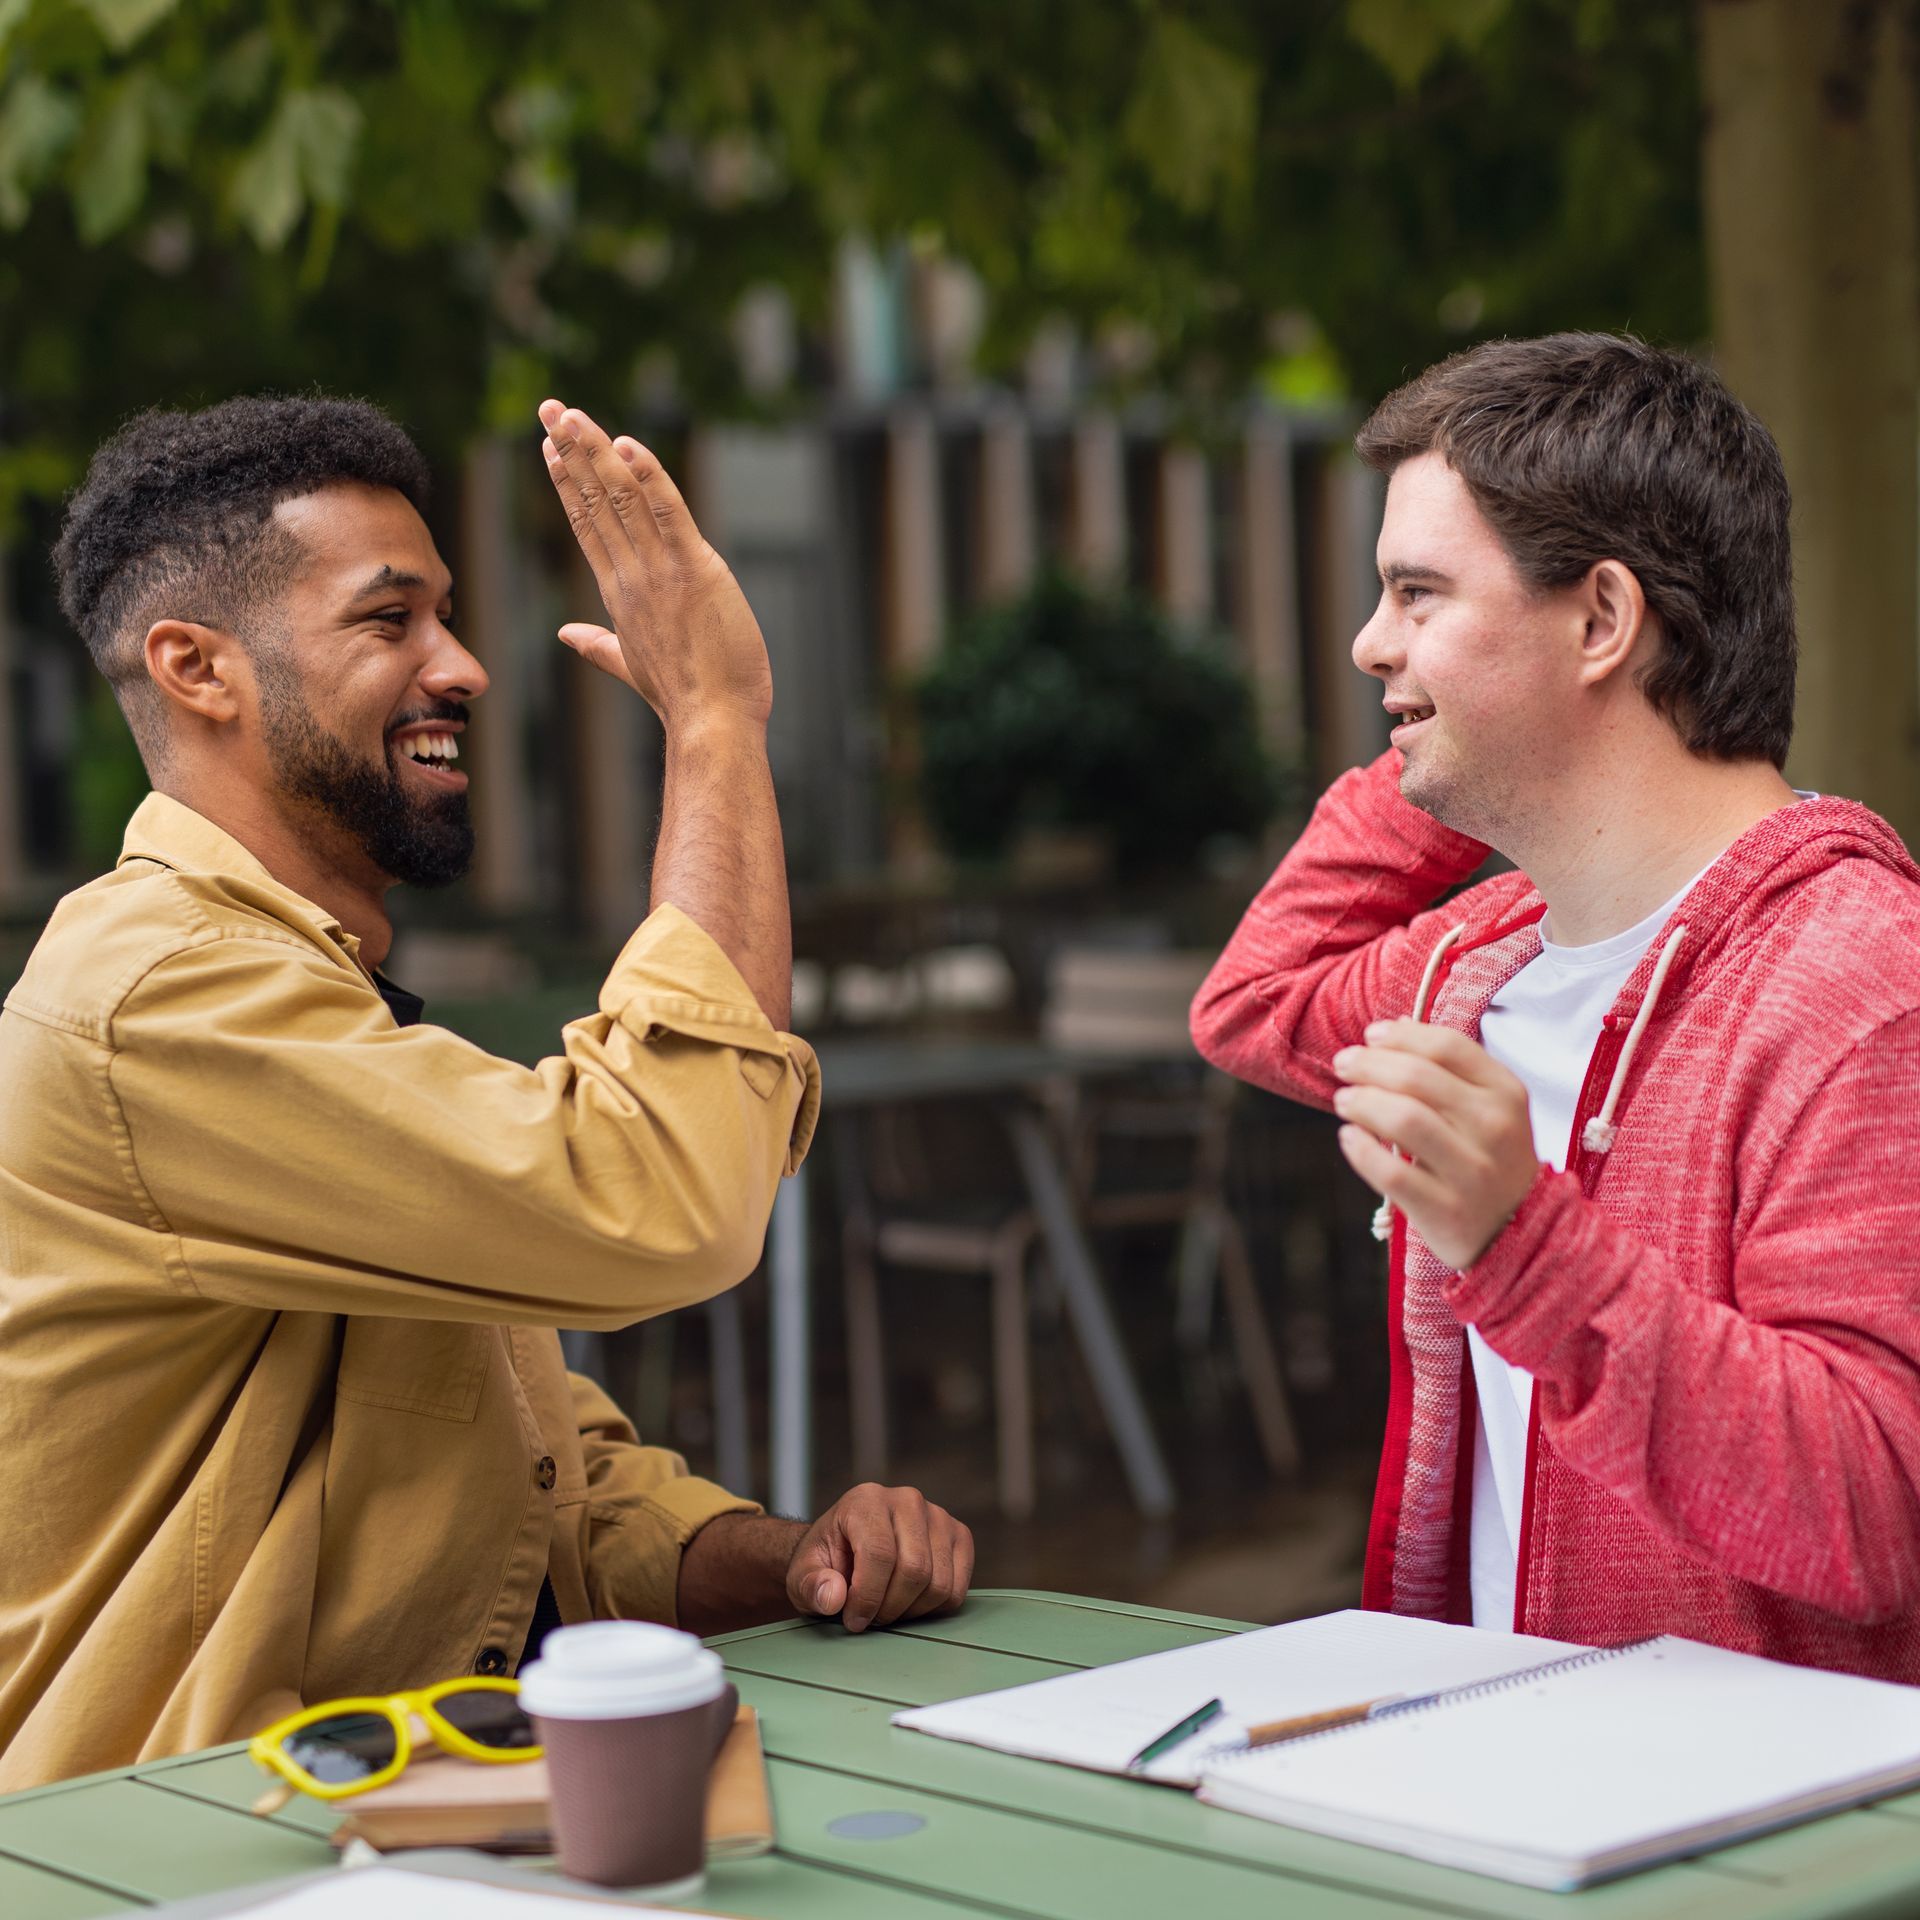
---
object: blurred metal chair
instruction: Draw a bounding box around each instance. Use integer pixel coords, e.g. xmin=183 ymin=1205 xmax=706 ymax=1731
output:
xmin=1044 ymin=949 xmax=1300 ymax=1483
xmin=838 ymin=946 xmax=1298 ymax=1520
xmin=838 ymin=1101 xmax=1041 ymax=1517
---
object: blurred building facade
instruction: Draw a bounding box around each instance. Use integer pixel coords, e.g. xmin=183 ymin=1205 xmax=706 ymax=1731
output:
xmin=0 ymin=244 xmax=1389 ymax=930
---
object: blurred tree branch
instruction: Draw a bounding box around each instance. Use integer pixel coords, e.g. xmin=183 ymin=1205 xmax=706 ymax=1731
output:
xmin=0 ymin=0 xmax=1702 ymax=499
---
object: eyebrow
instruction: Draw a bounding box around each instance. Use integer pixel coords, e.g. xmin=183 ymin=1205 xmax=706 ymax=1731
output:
xmin=1379 ymin=561 xmax=1453 ymax=589
xmin=346 ymin=566 xmax=450 ymax=602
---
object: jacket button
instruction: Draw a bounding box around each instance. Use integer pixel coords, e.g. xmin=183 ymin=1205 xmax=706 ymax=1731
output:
xmin=475 ymin=1646 xmax=509 ymax=1676
xmin=536 ymin=1455 xmax=557 ymax=1492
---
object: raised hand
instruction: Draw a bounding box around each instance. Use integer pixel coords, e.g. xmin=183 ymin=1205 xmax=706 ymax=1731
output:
xmin=1332 ymin=1020 xmax=1541 ymax=1271
xmin=537 ymin=399 xmax=774 ymax=731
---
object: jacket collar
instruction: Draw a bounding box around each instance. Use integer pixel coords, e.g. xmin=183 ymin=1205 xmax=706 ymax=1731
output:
xmin=1468 ymin=793 xmax=1918 ymax=1003
xmin=117 ymin=792 xmax=367 ymax=967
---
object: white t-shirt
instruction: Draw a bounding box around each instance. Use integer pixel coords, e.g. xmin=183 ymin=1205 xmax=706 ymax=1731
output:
xmin=1465 ymin=873 xmax=1703 ymax=1629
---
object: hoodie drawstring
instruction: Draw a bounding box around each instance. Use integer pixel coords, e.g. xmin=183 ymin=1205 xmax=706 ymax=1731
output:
xmin=1580 ymin=923 xmax=1687 ymax=1155
xmin=1370 ymin=924 xmax=1466 ymax=1243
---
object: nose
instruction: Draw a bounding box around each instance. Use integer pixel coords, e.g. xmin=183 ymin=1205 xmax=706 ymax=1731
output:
xmin=421 ymin=620 xmax=490 ymax=704
xmin=1351 ymin=588 xmax=1398 ymax=680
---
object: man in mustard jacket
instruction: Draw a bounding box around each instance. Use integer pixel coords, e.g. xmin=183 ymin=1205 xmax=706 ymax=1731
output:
xmin=0 ymin=393 xmax=972 ymax=1789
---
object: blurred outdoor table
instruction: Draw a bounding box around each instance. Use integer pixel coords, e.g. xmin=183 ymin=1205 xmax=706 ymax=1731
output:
xmin=772 ymin=1038 xmax=1178 ymax=1520
xmin=5 ymin=1591 xmax=1916 ymax=1920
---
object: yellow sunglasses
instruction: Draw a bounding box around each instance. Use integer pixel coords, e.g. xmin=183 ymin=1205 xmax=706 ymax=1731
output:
xmin=249 ymin=1676 xmax=541 ymax=1809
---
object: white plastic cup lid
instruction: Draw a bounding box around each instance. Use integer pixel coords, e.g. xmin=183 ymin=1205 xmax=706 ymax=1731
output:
xmin=518 ymin=1620 xmax=727 ymax=1720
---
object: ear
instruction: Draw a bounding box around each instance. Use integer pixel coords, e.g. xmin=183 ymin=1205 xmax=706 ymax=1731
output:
xmin=1574 ymin=559 xmax=1650 ymax=690
xmin=143 ymin=620 xmax=247 ymax=726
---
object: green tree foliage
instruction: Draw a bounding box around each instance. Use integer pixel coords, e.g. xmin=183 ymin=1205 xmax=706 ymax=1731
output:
xmin=0 ymin=0 xmax=1702 ymax=505
xmin=916 ymin=575 xmax=1276 ymax=876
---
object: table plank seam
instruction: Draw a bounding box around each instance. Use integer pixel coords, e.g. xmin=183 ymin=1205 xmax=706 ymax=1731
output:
xmin=136 ymin=1771 xmax=339 ymax=1841
xmin=0 ymin=1840 xmax=156 ymax=1907
xmin=766 ymin=1753 xmax=1542 ymax=1920
xmin=940 ymin=1593 xmax=1253 ymax=1632
xmin=880 ymin=1631 xmax=1226 ymax=1669
xmin=722 ymin=1666 xmax=927 ymax=1707
xmin=764 ymin=1845 xmax=1068 ymax=1920
xmin=1860 ymin=1802 xmax=1920 ymax=1825
xmin=725 ymin=1645 xmax=1073 ymax=1696
xmin=1675 ymin=1858 xmax=1788 ymax=1886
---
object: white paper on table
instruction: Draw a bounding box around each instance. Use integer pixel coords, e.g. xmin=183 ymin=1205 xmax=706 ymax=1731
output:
xmin=892 ymin=1609 xmax=1585 ymax=1786
xmin=242 ymin=1866 xmax=695 ymax=1920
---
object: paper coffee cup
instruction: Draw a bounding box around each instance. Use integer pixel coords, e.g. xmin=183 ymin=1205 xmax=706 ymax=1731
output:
xmin=520 ymin=1622 xmax=736 ymax=1894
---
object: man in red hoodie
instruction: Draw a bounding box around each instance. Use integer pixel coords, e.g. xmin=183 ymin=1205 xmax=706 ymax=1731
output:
xmin=1192 ymin=331 xmax=1920 ymax=1678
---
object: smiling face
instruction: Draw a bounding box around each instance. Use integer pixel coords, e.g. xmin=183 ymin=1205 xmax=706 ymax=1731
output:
xmin=1352 ymin=452 xmax=1589 ymax=844
xmin=248 ymin=482 xmax=488 ymax=888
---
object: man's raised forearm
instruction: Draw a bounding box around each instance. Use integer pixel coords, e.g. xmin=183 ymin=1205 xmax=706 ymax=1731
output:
xmin=1191 ymin=751 xmax=1490 ymax=1102
xmin=652 ymin=713 xmax=792 ymax=1031
xmin=535 ymin=398 xmax=794 ymax=1030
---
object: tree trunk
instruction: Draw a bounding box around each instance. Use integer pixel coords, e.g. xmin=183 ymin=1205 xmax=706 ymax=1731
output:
xmin=1699 ymin=0 xmax=1920 ymax=838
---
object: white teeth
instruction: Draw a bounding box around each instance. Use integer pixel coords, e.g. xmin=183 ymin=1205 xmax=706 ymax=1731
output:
xmin=442 ymin=736 xmax=459 ymax=762
xmin=403 ymin=732 xmax=458 ymax=764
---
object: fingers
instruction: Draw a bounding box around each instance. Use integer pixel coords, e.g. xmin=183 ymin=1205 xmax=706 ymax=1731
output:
xmin=1358 ymin=1019 xmax=1517 ymax=1090
xmin=814 ymin=1485 xmax=975 ymax=1632
xmin=538 ymin=400 xmax=653 ymax=612
xmin=1333 ymin=1082 xmax=1466 ymax=1170
xmin=904 ymin=1506 xmax=974 ymax=1621
xmin=1337 ymin=1122 xmax=1452 ymax=1217
xmin=540 ymin=428 xmax=616 ymax=587
xmin=1333 ymin=1025 xmax=1529 ymax=1178
xmin=784 ymin=1512 xmax=852 ymax=1618
xmin=908 ymin=1518 xmax=954 ymax=1623
xmin=840 ymin=1498 xmax=897 ymax=1634
xmin=798 ymin=1565 xmax=848 ymax=1617
xmin=950 ymin=1513 xmax=976 ymax=1608
xmin=609 ymin=434 xmax=704 ymax=567
xmin=555 ymin=621 xmax=639 ymax=691
xmin=1333 ymin=1039 xmax=1484 ymax=1116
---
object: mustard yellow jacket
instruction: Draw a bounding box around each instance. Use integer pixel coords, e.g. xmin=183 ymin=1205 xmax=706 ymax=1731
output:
xmin=0 ymin=795 xmax=819 ymax=1789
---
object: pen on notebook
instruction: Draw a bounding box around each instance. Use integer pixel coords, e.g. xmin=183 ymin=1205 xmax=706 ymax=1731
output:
xmin=1242 ymin=1692 xmax=1412 ymax=1748
xmin=1127 ymin=1697 xmax=1224 ymax=1770
xmin=1129 ymin=1691 xmax=1417 ymax=1773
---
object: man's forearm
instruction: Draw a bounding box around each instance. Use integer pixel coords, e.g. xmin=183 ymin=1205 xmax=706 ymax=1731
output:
xmin=652 ymin=714 xmax=792 ymax=1031
xmin=676 ymin=1511 xmax=806 ymax=1637
xmin=1191 ymin=752 xmax=1489 ymax=1102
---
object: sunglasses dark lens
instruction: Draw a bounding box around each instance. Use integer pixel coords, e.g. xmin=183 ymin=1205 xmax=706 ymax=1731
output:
xmin=435 ymin=1688 xmax=538 ymax=1751
xmin=283 ymin=1711 xmax=398 ymax=1784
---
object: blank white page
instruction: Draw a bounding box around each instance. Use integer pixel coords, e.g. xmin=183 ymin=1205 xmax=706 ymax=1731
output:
xmin=1200 ymin=1636 xmax=1920 ymax=1887
xmin=246 ymin=1866 xmax=691 ymax=1918
xmin=893 ymin=1609 xmax=1583 ymax=1786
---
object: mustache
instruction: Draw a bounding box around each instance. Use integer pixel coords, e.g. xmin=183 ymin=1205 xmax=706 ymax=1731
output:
xmin=385 ymin=701 xmax=470 ymax=740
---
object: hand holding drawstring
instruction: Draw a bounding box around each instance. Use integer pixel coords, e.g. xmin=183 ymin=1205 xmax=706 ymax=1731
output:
xmin=1333 ymin=1020 xmax=1542 ymax=1271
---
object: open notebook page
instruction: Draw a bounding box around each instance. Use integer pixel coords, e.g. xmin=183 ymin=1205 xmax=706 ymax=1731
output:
xmin=1199 ymin=1635 xmax=1920 ymax=1888
xmin=893 ymin=1609 xmax=1583 ymax=1786
xmin=244 ymin=1867 xmax=692 ymax=1918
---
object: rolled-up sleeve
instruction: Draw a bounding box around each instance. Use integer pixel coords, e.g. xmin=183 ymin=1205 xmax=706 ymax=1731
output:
xmin=568 ymin=1371 xmax=759 ymax=1627
xmin=107 ymin=904 xmax=820 ymax=1328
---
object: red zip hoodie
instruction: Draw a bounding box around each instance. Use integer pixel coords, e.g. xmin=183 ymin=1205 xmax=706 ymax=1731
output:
xmin=1193 ymin=750 xmax=1920 ymax=1678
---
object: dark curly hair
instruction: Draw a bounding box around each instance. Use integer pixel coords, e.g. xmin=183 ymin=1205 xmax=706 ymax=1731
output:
xmin=53 ymin=395 xmax=431 ymax=758
xmin=1355 ymin=333 xmax=1796 ymax=768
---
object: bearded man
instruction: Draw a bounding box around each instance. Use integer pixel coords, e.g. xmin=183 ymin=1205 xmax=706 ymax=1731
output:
xmin=0 ymin=395 xmax=972 ymax=1790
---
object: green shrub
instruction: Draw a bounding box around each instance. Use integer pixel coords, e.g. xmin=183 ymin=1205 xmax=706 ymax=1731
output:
xmin=915 ymin=574 xmax=1276 ymax=876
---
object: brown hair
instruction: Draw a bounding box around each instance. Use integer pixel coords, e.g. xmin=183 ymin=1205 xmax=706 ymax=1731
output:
xmin=1354 ymin=332 xmax=1796 ymax=767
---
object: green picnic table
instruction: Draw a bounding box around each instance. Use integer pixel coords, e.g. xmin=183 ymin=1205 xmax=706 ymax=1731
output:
xmin=4 ymin=1591 xmax=1920 ymax=1919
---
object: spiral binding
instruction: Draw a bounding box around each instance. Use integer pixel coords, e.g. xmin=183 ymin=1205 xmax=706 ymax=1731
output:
xmin=1201 ymin=1637 xmax=1667 ymax=1775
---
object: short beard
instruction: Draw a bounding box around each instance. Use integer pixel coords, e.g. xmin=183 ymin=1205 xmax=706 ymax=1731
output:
xmin=255 ymin=652 xmax=473 ymax=890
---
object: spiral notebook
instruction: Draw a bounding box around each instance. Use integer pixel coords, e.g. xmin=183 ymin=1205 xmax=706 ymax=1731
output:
xmin=1197 ymin=1635 xmax=1920 ymax=1889
xmin=892 ymin=1609 xmax=1583 ymax=1785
